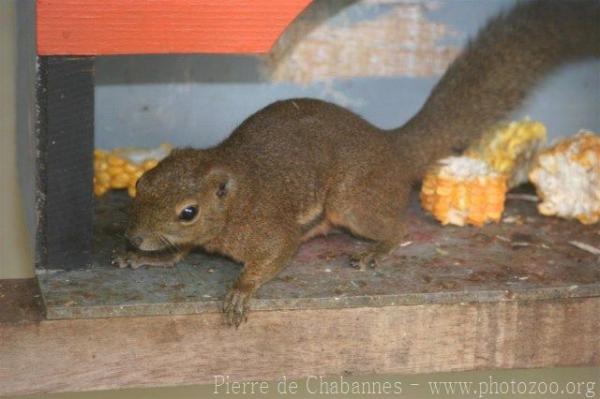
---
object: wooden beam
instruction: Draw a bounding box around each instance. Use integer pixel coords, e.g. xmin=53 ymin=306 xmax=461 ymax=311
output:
xmin=0 ymin=279 xmax=598 ymax=396
xmin=36 ymin=0 xmax=313 ymax=55
xmin=37 ymin=57 xmax=94 ymax=270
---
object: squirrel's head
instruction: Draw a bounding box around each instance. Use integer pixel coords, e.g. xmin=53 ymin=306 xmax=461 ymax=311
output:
xmin=125 ymin=148 xmax=235 ymax=252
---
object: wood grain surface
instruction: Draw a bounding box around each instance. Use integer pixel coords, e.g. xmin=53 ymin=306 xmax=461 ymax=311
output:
xmin=1 ymin=279 xmax=598 ymax=396
xmin=37 ymin=0 xmax=313 ymax=55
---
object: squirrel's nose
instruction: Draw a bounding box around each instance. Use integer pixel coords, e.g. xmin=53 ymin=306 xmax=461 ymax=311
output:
xmin=129 ymin=235 xmax=144 ymax=248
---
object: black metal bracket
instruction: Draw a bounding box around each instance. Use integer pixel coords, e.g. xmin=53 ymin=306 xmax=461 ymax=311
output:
xmin=36 ymin=56 xmax=95 ymax=270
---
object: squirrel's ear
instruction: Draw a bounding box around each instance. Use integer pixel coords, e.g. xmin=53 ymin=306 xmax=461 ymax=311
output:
xmin=207 ymin=168 xmax=236 ymax=199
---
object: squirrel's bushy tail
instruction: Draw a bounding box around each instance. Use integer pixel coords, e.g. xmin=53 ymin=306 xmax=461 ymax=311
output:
xmin=394 ymin=0 xmax=600 ymax=180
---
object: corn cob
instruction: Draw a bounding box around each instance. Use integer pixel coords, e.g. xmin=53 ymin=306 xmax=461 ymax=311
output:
xmin=421 ymin=156 xmax=507 ymax=227
xmin=529 ymin=130 xmax=600 ymax=224
xmin=466 ymin=120 xmax=546 ymax=187
xmin=93 ymin=143 xmax=172 ymax=197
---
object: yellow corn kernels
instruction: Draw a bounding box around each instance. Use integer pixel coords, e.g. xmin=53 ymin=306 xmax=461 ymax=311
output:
xmin=421 ymin=157 xmax=508 ymax=227
xmin=529 ymin=130 xmax=600 ymax=224
xmin=466 ymin=120 xmax=546 ymax=187
xmin=93 ymin=143 xmax=172 ymax=197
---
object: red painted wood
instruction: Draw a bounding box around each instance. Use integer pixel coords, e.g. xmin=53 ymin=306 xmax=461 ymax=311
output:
xmin=37 ymin=0 xmax=312 ymax=55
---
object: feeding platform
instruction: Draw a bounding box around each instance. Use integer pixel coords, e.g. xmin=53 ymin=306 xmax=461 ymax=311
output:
xmin=37 ymin=191 xmax=600 ymax=319
xmin=3 ymin=191 xmax=599 ymax=396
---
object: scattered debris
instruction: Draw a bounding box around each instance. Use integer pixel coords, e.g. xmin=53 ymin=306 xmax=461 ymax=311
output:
xmin=400 ymin=241 xmax=413 ymax=247
xmin=511 ymin=241 xmax=531 ymax=248
xmin=324 ymin=268 xmax=332 ymax=273
xmin=502 ymin=215 xmax=523 ymax=224
xmin=207 ymin=268 xmax=214 ymax=273
xmin=506 ymin=193 xmax=539 ymax=202
xmin=569 ymin=241 xmax=600 ymax=256
xmin=496 ymin=235 xmax=511 ymax=242
xmin=435 ymin=248 xmax=449 ymax=256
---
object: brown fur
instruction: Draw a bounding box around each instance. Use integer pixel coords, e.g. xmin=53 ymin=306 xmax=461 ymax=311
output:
xmin=117 ymin=0 xmax=600 ymax=326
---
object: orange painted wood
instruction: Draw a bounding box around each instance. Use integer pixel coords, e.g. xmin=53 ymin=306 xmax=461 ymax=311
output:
xmin=37 ymin=0 xmax=313 ymax=55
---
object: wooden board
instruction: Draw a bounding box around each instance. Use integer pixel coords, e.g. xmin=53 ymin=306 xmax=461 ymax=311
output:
xmin=0 ymin=279 xmax=598 ymax=396
xmin=37 ymin=190 xmax=600 ymax=319
xmin=37 ymin=0 xmax=313 ymax=55
xmin=37 ymin=57 xmax=94 ymax=269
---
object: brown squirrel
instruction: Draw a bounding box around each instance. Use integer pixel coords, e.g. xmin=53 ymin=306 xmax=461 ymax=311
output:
xmin=116 ymin=0 xmax=600 ymax=326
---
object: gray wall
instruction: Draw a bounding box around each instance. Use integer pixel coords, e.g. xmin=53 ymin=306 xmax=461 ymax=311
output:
xmin=95 ymin=0 xmax=600 ymax=150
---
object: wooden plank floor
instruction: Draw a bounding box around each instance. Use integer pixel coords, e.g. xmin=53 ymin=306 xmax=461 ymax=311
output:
xmin=1 ymin=278 xmax=598 ymax=396
xmin=37 ymin=191 xmax=600 ymax=319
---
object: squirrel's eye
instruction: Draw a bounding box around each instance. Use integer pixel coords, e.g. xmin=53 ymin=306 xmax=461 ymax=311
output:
xmin=179 ymin=205 xmax=198 ymax=222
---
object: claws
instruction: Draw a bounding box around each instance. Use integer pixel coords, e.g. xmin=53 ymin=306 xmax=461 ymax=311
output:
xmin=223 ymin=288 xmax=250 ymax=328
xmin=112 ymin=252 xmax=144 ymax=269
xmin=111 ymin=251 xmax=176 ymax=269
xmin=350 ymin=251 xmax=382 ymax=271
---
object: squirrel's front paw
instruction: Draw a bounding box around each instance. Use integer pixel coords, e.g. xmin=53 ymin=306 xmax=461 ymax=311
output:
xmin=113 ymin=251 xmax=144 ymax=269
xmin=350 ymin=250 xmax=382 ymax=271
xmin=112 ymin=251 xmax=177 ymax=269
xmin=223 ymin=288 xmax=251 ymax=327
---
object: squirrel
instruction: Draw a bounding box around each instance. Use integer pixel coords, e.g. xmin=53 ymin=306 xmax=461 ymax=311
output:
xmin=116 ymin=0 xmax=600 ymax=326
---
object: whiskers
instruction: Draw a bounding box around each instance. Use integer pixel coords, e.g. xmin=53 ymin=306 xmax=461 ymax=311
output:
xmin=158 ymin=233 xmax=180 ymax=254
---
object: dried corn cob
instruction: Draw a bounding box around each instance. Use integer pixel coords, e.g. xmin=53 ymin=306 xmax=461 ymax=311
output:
xmin=466 ymin=119 xmax=546 ymax=187
xmin=421 ymin=156 xmax=507 ymax=227
xmin=529 ymin=130 xmax=600 ymax=224
xmin=93 ymin=143 xmax=172 ymax=197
